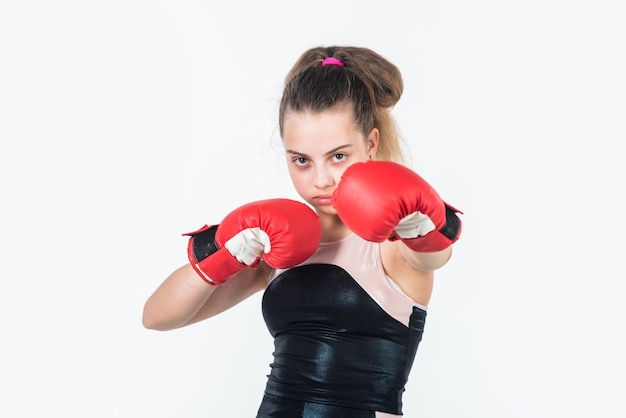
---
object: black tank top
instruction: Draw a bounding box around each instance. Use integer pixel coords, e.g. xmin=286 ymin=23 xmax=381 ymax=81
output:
xmin=261 ymin=262 xmax=427 ymax=415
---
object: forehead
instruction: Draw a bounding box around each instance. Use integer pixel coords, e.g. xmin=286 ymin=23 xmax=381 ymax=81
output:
xmin=282 ymin=108 xmax=363 ymax=152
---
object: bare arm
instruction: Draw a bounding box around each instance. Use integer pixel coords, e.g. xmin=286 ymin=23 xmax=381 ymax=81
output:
xmin=381 ymin=240 xmax=453 ymax=306
xmin=143 ymin=198 xmax=322 ymax=331
xmin=142 ymin=263 xmax=270 ymax=331
xmin=396 ymin=242 xmax=452 ymax=272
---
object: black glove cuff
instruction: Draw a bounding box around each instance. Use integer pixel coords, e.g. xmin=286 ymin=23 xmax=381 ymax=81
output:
xmin=439 ymin=204 xmax=461 ymax=242
xmin=190 ymin=225 xmax=220 ymax=263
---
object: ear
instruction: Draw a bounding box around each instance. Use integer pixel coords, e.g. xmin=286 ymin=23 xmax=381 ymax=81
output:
xmin=366 ymin=128 xmax=379 ymax=158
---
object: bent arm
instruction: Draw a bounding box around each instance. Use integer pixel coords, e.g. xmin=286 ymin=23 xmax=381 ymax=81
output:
xmin=142 ymin=263 xmax=269 ymax=331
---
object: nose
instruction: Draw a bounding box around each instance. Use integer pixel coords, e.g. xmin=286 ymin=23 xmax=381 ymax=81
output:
xmin=313 ymin=165 xmax=334 ymax=190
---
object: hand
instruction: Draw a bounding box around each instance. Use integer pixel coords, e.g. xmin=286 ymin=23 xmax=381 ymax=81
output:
xmin=184 ymin=199 xmax=322 ymax=284
xmin=331 ymin=161 xmax=461 ymax=252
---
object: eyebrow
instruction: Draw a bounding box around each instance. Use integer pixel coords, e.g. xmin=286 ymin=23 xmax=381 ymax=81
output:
xmin=285 ymin=144 xmax=354 ymax=158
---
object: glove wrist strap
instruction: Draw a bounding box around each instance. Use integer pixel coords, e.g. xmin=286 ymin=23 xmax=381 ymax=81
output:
xmin=402 ymin=205 xmax=462 ymax=252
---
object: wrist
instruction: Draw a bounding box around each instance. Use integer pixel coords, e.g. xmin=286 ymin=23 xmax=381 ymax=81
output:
xmin=184 ymin=224 xmax=241 ymax=285
xmin=399 ymin=204 xmax=462 ymax=252
xmin=192 ymin=248 xmax=248 ymax=285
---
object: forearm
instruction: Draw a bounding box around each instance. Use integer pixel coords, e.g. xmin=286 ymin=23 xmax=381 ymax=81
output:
xmin=398 ymin=243 xmax=452 ymax=272
xmin=144 ymin=199 xmax=320 ymax=331
xmin=142 ymin=263 xmax=216 ymax=331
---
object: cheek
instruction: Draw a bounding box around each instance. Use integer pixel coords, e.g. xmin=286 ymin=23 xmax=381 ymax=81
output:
xmin=287 ymin=166 xmax=308 ymax=193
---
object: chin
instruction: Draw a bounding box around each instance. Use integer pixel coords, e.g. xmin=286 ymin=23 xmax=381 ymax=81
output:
xmin=313 ymin=203 xmax=337 ymax=217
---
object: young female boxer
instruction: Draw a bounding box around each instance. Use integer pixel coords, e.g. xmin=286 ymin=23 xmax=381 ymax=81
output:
xmin=143 ymin=45 xmax=462 ymax=417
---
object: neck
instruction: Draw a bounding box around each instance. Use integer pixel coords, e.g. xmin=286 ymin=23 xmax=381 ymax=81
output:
xmin=319 ymin=213 xmax=351 ymax=242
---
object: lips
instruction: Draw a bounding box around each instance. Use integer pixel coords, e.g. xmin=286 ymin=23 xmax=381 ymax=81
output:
xmin=313 ymin=194 xmax=333 ymax=205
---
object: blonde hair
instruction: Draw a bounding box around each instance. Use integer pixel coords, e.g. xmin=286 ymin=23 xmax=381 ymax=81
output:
xmin=279 ymin=46 xmax=407 ymax=164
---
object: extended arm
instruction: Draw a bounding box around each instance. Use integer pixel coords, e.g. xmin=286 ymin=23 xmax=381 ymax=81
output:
xmin=332 ymin=160 xmax=462 ymax=272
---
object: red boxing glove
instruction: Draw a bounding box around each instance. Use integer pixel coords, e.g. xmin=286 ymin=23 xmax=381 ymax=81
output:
xmin=331 ymin=161 xmax=461 ymax=252
xmin=184 ymin=199 xmax=322 ymax=285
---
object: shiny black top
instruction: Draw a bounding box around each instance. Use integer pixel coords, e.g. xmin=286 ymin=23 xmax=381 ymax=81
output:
xmin=261 ymin=263 xmax=427 ymax=415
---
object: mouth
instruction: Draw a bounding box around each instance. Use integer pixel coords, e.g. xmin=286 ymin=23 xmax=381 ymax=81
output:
xmin=313 ymin=194 xmax=333 ymax=205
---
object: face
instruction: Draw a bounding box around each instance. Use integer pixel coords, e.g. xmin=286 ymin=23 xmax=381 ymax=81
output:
xmin=282 ymin=107 xmax=378 ymax=217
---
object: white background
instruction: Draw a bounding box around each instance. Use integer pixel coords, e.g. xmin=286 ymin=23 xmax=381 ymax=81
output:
xmin=1 ymin=1 xmax=625 ymax=417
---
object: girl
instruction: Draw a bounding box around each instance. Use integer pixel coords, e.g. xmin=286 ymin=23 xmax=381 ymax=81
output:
xmin=143 ymin=45 xmax=462 ymax=417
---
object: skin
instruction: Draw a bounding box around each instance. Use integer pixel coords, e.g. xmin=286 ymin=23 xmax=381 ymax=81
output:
xmin=142 ymin=106 xmax=451 ymax=331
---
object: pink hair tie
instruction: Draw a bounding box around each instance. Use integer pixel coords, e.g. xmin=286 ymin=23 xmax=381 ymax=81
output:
xmin=322 ymin=57 xmax=344 ymax=67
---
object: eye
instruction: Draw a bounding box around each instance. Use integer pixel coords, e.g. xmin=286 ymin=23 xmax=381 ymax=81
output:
xmin=293 ymin=156 xmax=309 ymax=167
xmin=332 ymin=153 xmax=346 ymax=163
